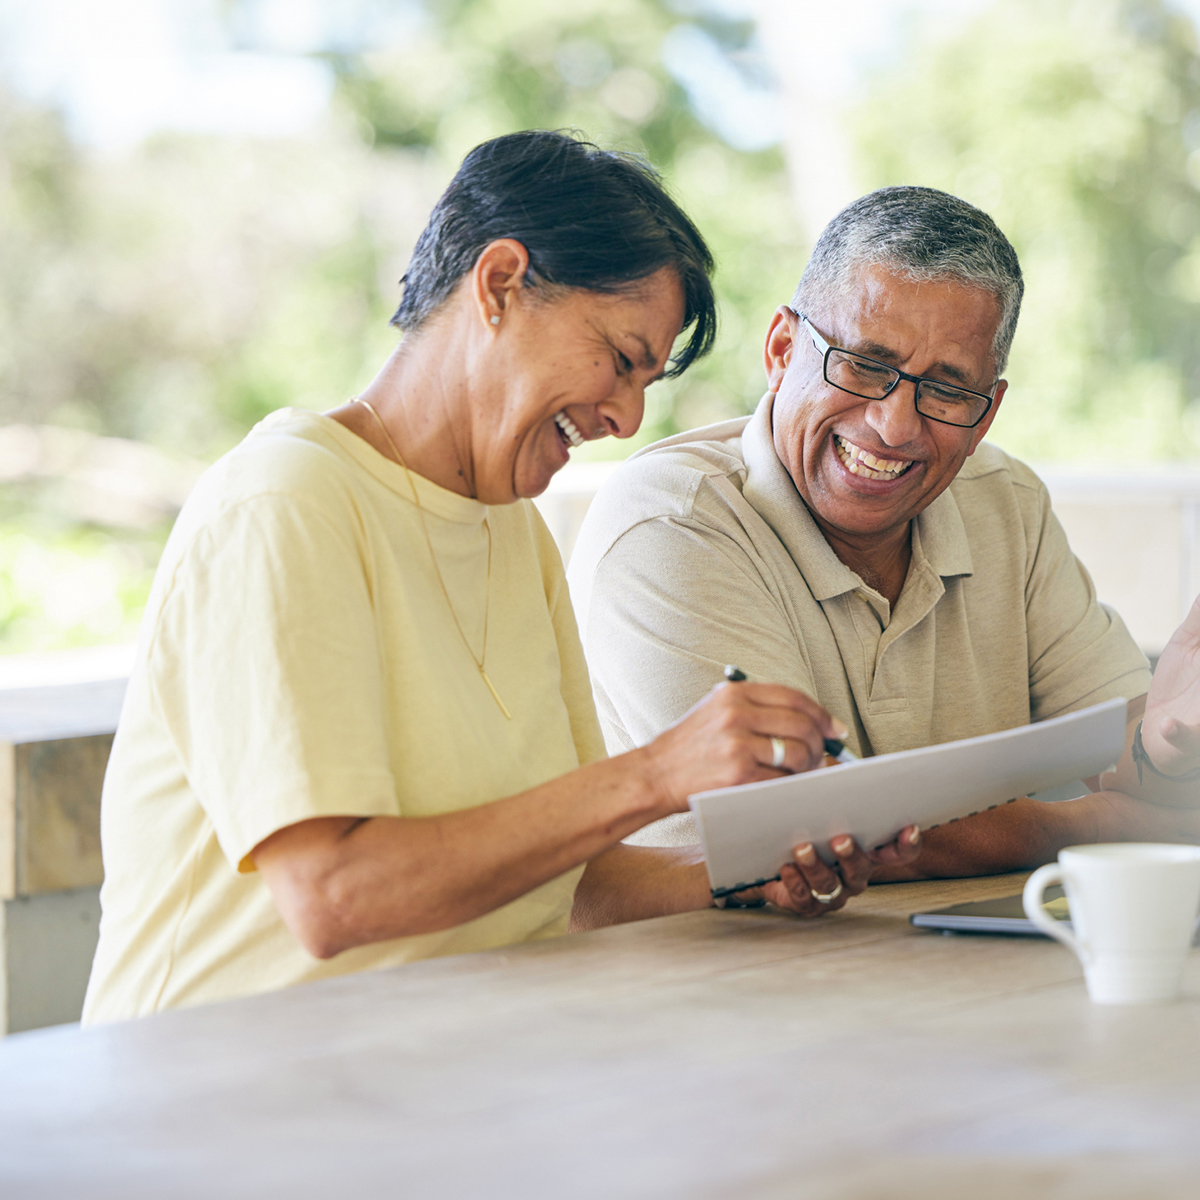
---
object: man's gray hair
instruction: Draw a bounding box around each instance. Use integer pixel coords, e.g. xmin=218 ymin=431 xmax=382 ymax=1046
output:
xmin=792 ymin=186 xmax=1024 ymax=376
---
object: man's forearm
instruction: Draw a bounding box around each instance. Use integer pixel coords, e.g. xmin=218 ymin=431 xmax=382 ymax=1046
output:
xmin=871 ymin=797 xmax=1096 ymax=881
xmin=874 ymin=788 xmax=1200 ymax=883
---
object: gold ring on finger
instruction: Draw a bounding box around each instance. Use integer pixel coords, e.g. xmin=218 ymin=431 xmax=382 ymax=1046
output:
xmin=810 ymin=880 xmax=843 ymax=905
xmin=770 ymin=736 xmax=786 ymax=769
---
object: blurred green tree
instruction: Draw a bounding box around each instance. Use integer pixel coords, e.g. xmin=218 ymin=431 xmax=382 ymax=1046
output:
xmin=312 ymin=0 xmax=803 ymax=451
xmin=851 ymin=0 xmax=1200 ymax=463
xmin=0 ymin=82 xmax=428 ymax=458
xmin=0 ymin=0 xmax=803 ymax=651
xmin=1 ymin=1 xmax=804 ymax=463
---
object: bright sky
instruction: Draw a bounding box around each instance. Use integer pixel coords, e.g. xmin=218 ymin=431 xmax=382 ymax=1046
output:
xmin=0 ymin=0 xmax=338 ymax=148
xmin=1 ymin=0 xmax=1198 ymax=153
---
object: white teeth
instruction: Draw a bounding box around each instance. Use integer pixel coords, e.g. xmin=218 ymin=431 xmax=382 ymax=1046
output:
xmin=834 ymin=434 xmax=912 ymax=481
xmin=554 ymin=411 xmax=585 ymax=448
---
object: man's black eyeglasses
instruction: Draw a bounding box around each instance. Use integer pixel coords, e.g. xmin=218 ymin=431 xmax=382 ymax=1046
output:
xmin=793 ymin=309 xmax=996 ymax=430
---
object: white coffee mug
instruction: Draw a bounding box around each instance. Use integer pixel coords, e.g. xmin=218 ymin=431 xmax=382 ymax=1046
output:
xmin=1023 ymin=843 xmax=1200 ymax=1005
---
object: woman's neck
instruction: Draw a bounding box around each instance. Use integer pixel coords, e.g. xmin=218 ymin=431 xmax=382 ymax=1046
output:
xmin=330 ymin=336 xmax=478 ymax=498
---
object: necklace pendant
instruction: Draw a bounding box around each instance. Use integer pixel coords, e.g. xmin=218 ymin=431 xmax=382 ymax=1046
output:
xmin=480 ymin=667 xmax=512 ymax=721
xmin=352 ymin=398 xmax=510 ymax=721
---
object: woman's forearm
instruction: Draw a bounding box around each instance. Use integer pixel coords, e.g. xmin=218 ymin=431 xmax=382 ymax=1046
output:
xmin=254 ymin=679 xmax=848 ymax=957
xmin=254 ymin=748 xmax=673 ymax=958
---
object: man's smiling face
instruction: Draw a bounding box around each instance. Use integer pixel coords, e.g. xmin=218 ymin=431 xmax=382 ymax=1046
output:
xmin=767 ymin=263 xmax=1008 ymax=550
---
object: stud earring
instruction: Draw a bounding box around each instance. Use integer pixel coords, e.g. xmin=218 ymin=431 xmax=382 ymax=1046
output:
xmin=490 ymin=315 xmax=501 ymax=326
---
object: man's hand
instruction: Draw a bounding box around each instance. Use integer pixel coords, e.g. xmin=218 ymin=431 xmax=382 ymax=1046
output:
xmin=729 ymin=826 xmax=922 ymax=917
xmin=1141 ymin=592 xmax=1200 ymax=779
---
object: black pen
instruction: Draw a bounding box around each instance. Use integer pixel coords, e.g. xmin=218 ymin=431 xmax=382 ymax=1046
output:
xmin=723 ymin=664 xmax=858 ymax=764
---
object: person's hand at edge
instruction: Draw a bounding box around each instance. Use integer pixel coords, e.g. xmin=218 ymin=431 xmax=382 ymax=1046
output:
xmin=1140 ymin=591 xmax=1200 ymax=781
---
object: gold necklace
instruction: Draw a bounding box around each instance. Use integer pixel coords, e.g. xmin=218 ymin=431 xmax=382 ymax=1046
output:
xmin=353 ymin=397 xmax=512 ymax=720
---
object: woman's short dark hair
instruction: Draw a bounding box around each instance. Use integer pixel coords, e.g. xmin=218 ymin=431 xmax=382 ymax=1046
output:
xmin=392 ymin=130 xmax=716 ymax=377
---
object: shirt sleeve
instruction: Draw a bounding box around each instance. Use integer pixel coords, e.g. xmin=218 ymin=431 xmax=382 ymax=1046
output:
xmin=148 ymin=490 xmax=401 ymax=873
xmin=1025 ymin=485 xmax=1152 ymax=721
xmin=580 ymin=503 xmax=818 ymax=755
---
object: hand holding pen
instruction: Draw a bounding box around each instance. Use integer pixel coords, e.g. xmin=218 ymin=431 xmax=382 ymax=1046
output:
xmin=717 ymin=665 xmax=920 ymax=915
xmin=723 ymin=665 xmax=857 ymax=767
xmin=642 ymin=666 xmax=845 ymax=805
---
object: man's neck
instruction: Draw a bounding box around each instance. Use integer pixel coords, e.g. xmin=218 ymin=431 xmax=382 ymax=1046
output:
xmin=816 ymin=518 xmax=913 ymax=608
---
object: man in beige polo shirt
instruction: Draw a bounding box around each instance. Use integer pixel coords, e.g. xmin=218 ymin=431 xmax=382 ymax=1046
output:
xmin=568 ymin=186 xmax=1200 ymax=879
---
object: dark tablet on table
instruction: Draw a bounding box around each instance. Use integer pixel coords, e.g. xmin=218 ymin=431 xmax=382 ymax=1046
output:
xmin=910 ymin=885 xmax=1070 ymax=937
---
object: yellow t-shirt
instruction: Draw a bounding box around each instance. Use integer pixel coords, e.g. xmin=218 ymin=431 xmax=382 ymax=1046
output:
xmin=83 ymin=408 xmax=606 ymax=1023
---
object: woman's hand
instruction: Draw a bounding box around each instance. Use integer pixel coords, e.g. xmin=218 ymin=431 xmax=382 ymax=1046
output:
xmin=727 ymin=827 xmax=922 ymax=917
xmin=1141 ymin=592 xmax=1200 ymax=780
xmin=640 ymin=680 xmax=848 ymax=812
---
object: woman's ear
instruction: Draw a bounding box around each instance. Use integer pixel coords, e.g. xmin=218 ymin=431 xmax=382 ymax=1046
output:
xmin=763 ymin=306 xmax=798 ymax=392
xmin=472 ymin=239 xmax=532 ymax=330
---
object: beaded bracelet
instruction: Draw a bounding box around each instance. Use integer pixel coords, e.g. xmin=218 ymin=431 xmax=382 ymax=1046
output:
xmin=1131 ymin=720 xmax=1200 ymax=786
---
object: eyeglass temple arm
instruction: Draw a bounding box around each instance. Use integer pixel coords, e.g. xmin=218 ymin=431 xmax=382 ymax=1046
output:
xmin=791 ymin=309 xmax=830 ymax=356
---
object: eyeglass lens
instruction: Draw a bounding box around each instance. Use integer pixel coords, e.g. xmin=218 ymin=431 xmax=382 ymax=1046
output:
xmin=825 ymin=350 xmax=989 ymax=428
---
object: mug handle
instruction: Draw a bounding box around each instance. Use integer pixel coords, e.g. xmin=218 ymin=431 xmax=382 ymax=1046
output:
xmin=1023 ymin=864 xmax=1085 ymax=960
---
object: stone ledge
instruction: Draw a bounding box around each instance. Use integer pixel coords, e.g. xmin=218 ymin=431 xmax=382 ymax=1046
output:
xmin=0 ymin=680 xmax=124 ymax=900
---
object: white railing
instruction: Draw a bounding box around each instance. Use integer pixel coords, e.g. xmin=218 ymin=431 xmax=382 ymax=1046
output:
xmin=1033 ymin=467 xmax=1200 ymax=655
xmin=0 ymin=455 xmax=1195 ymax=692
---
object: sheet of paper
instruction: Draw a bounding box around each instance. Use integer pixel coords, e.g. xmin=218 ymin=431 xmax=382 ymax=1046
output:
xmin=689 ymin=698 xmax=1129 ymax=895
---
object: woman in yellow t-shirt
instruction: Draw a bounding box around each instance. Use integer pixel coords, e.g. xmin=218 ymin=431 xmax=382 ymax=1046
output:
xmin=84 ymin=131 xmax=920 ymax=1022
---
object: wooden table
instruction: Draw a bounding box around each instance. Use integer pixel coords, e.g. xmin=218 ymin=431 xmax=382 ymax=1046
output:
xmin=2 ymin=873 xmax=1198 ymax=1199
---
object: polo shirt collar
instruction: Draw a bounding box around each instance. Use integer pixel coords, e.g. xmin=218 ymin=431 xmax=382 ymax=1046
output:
xmin=916 ymin=480 xmax=974 ymax=580
xmin=740 ymin=392 xmax=974 ymax=600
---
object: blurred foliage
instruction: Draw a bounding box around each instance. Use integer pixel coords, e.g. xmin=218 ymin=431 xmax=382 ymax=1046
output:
xmin=0 ymin=84 xmax=429 ymax=458
xmin=0 ymin=0 xmax=800 ymax=653
xmin=312 ymin=0 xmax=802 ymax=451
xmin=0 ymin=0 xmax=800 ymax=464
xmin=6 ymin=0 xmax=1200 ymax=656
xmin=851 ymin=0 xmax=1200 ymax=463
xmin=0 ymin=522 xmax=160 ymax=652
xmin=0 ymin=75 xmax=435 ymax=654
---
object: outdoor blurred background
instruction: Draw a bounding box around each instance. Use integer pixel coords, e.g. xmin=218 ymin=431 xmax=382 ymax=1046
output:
xmin=2 ymin=0 xmax=1200 ymax=665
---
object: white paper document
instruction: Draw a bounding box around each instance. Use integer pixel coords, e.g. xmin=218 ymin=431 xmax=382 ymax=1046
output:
xmin=689 ymin=698 xmax=1129 ymax=896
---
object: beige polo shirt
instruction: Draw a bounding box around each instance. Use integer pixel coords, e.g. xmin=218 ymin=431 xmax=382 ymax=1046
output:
xmin=567 ymin=393 xmax=1151 ymax=846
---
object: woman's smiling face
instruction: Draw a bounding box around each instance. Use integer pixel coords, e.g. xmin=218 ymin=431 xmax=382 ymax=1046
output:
xmin=472 ymin=265 xmax=685 ymax=502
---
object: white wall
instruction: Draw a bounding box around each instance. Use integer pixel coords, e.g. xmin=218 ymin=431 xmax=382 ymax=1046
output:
xmin=1037 ymin=469 xmax=1200 ymax=655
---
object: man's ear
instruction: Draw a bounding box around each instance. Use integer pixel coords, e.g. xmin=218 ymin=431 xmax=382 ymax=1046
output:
xmin=968 ymin=380 xmax=1007 ymax=454
xmin=471 ymin=239 xmax=532 ymax=330
xmin=763 ymin=306 xmax=798 ymax=392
